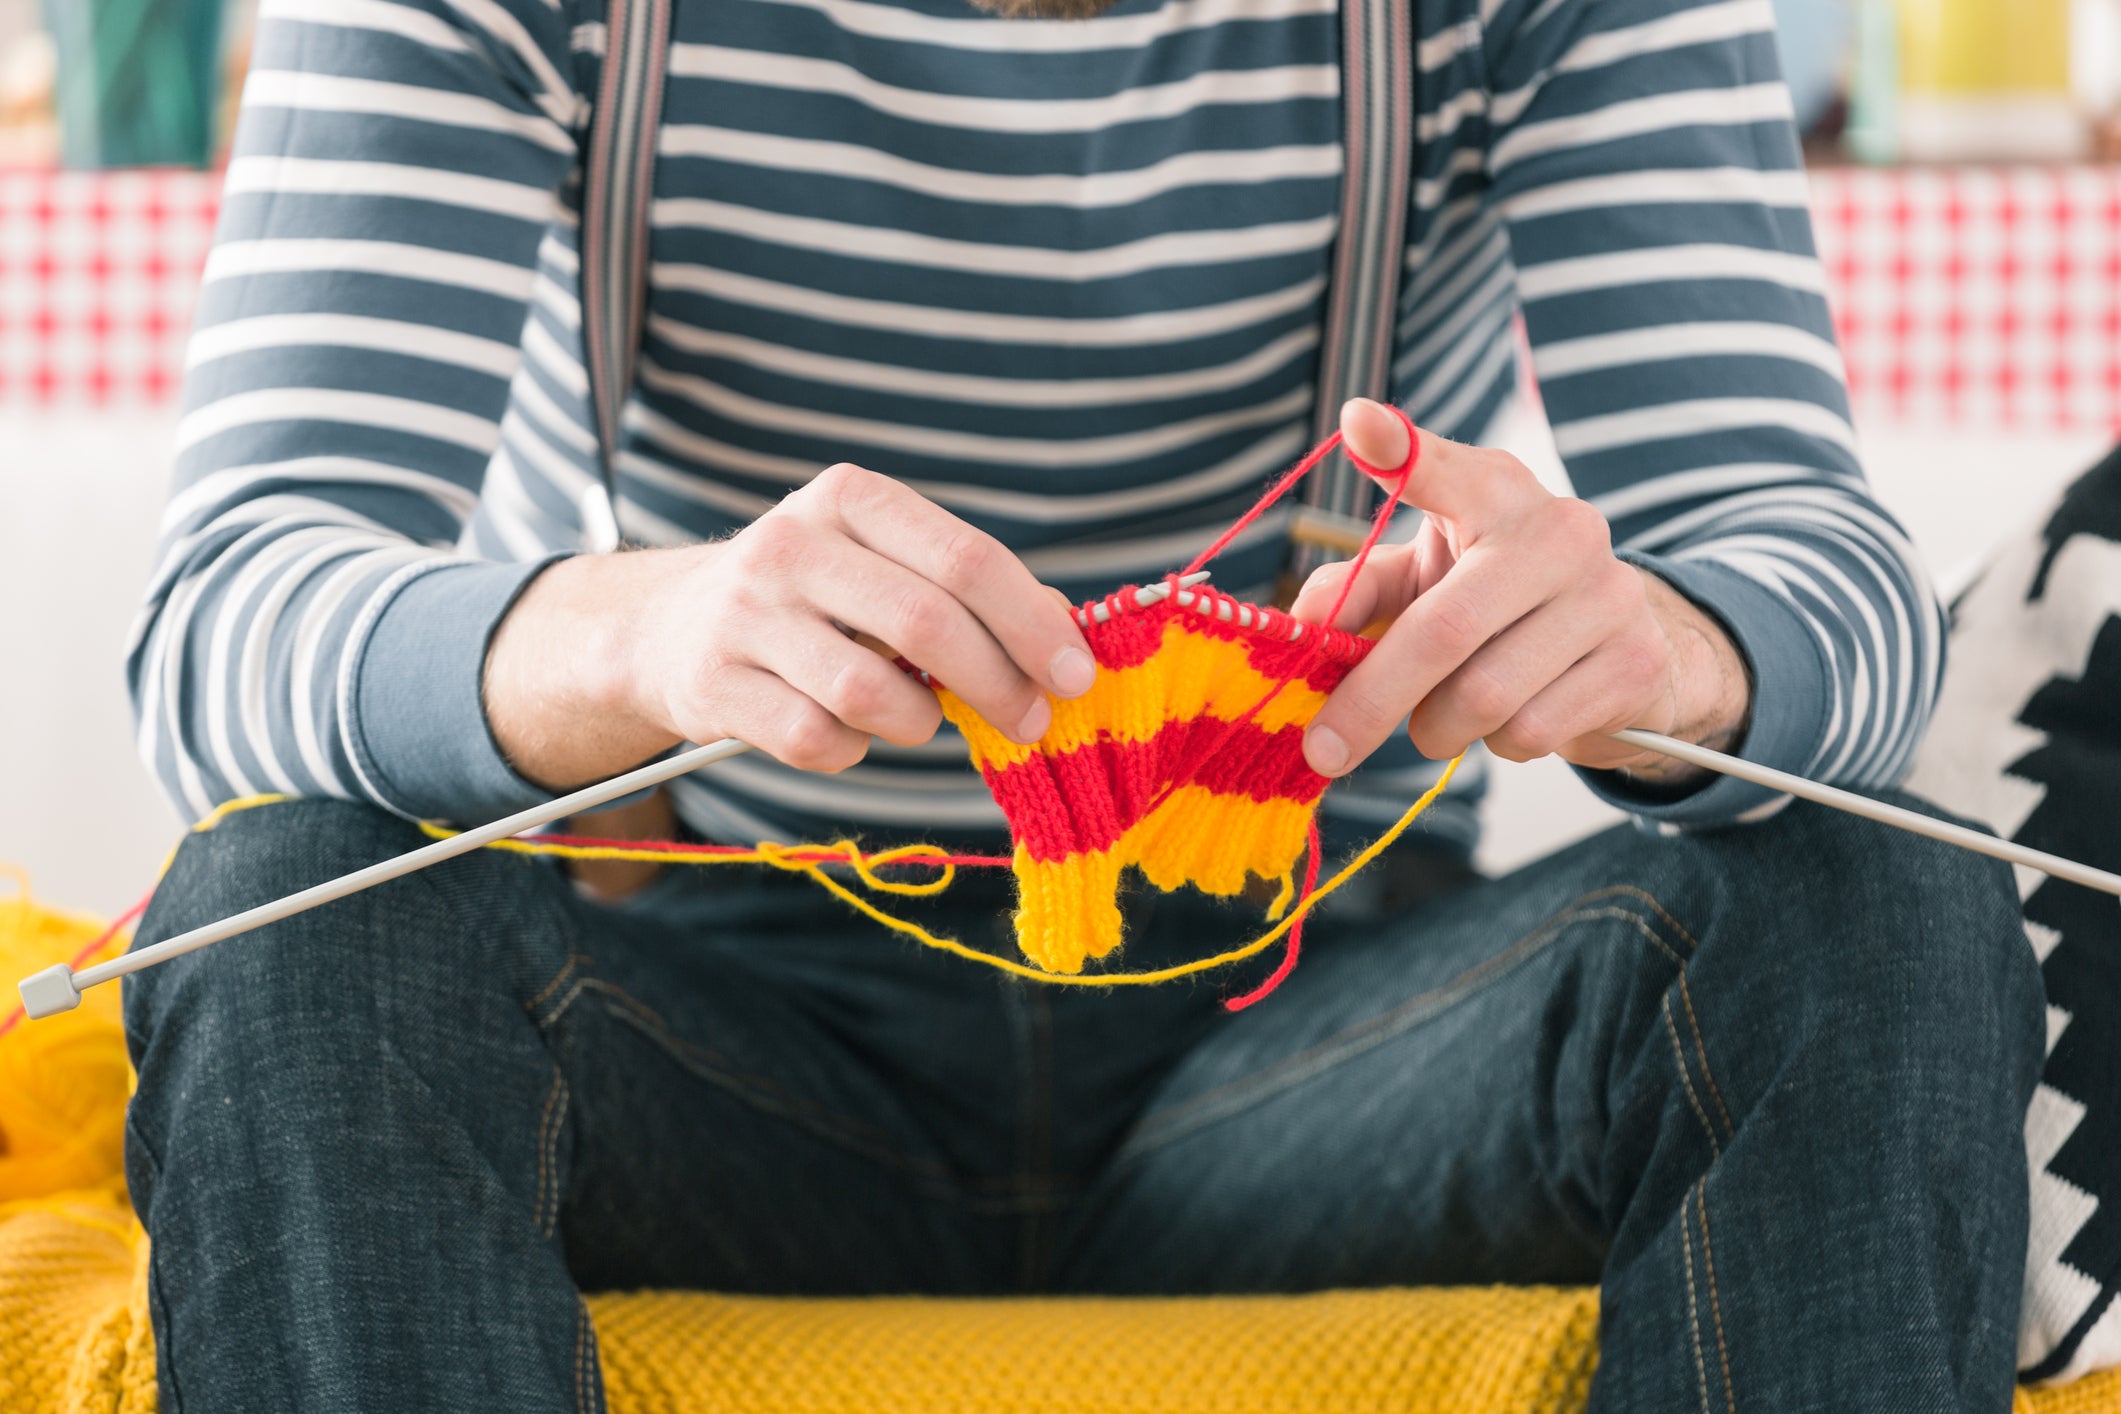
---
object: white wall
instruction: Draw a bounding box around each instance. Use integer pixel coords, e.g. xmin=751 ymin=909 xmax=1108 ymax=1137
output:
xmin=0 ymin=407 xmax=2109 ymax=916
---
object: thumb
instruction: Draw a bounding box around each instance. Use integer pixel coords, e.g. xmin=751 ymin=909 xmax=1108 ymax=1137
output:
xmin=1339 ymin=398 xmax=1413 ymax=486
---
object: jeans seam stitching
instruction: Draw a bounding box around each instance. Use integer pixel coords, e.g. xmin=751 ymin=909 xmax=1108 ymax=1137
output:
xmin=537 ymin=979 xmax=592 ymax=1033
xmin=144 ymin=1219 xmax=187 ymax=1414
xmin=1662 ymin=996 xmax=1721 ymax=1161
xmin=1123 ymin=896 xmax=1685 ymax=1155
xmin=533 ymin=1071 xmax=558 ymax=1237
xmin=1615 ymin=885 xmax=1703 ymax=956
xmin=585 ymin=978 xmax=956 ymax=1184
xmin=1676 ymin=976 xmax=1735 ymax=1140
xmin=537 ymin=1072 xmax=570 ymax=1240
xmin=1697 ymin=1177 xmax=1736 ymax=1413
xmin=575 ymin=1302 xmax=589 ymax=1414
xmin=1681 ymin=1183 xmax=1713 ymax=1414
xmin=528 ymin=954 xmax=589 ymax=1015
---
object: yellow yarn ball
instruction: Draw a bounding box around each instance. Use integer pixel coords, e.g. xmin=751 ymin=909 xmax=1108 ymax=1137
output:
xmin=0 ymin=872 xmax=131 ymax=1203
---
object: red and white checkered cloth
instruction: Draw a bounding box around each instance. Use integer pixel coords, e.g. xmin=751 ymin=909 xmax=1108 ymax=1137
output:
xmin=0 ymin=164 xmax=2116 ymax=435
xmin=0 ymin=170 xmax=217 ymax=406
xmin=1812 ymin=165 xmax=2121 ymax=437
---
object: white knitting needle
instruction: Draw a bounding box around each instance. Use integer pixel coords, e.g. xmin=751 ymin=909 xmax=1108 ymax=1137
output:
xmin=16 ymin=572 xmax=1214 ymax=1021
xmin=1609 ymin=727 xmax=2121 ymax=898
xmin=26 ymin=570 xmax=2113 ymax=1019
xmin=1145 ymin=592 xmax=2120 ymax=896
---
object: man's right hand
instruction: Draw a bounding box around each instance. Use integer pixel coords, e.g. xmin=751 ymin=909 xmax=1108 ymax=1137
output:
xmin=483 ymin=464 xmax=1098 ymax=791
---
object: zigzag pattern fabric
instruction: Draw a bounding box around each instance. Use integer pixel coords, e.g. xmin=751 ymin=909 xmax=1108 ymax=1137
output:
xmin=939 ymin=589 xmax=1372 ymax=975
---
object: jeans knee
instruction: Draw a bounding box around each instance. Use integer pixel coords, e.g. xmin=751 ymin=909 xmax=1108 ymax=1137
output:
xmin=1704 ymin=796 xmax=2045 ymax=1097
xmin=125 ymin=797 xmax=575 ymax=1064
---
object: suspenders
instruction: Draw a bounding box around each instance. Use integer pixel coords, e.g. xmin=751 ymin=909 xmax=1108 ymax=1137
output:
xmin=578 ymin=0 xmax=673 ymax=553
xmin=577 ymin=0 xmax=1412 ymax=573
xmin=1295 ymin=0 xmax=1416 ymax=577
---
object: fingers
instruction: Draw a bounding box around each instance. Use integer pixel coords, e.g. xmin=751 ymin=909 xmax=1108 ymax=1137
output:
xmin=1303 ymin=539 xmax=1568 ymax=775
xmin=1338 ymin=398 xmax=1547 ymax=526
xmin=802 ymin=536 xmax=1052 ymax=743
xmin=1494 ymin=638 xmax=1669 ymax=769
xmin=691 ymin=663 xmax=874 ymax=774
xmin=1409 ymin=559 xmax=1652 ymax=761
xmin=807 ymin=464 xmax=1095 ymax=700
xmin=764 ymin=621 xmax=950 ymax=749
xmin=1288 ymin=543 xmax=1418 ymax=631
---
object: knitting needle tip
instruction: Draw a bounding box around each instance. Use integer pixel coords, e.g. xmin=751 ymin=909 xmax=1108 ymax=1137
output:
xmin=1078 ymin=570 xmax=1213 ymax=625
xmin=17 ymin=964 xmax=81 ymax=1020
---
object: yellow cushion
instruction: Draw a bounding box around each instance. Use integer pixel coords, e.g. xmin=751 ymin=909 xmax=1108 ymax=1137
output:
xmin=2 ymin=883 xmax=2114 ymax=1413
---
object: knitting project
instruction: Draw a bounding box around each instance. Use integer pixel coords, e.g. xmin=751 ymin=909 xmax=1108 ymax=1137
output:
xmin=934 ymin=589 xmax=1374 ymax=977
xmin=915 ymin=403 xmax=1443 ymax=1004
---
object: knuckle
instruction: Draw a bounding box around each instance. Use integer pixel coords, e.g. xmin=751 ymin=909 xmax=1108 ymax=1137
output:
xmin=1497 ymin=707 xmax=1558 ymax=760
xmin=1406 ymin=718 xmax=1459 ymax=762
xmin=1453 ymin=669 xmax=1518 ymax=731
xmin=734 ymin=515 xmax=803 ymax=573
xmin=1551 ymin=497 xmax=1612 ymax=552
xmin=682 ymin=643 xmax=749 ymax=711
xmin=1487 ymin=731 xmax=1539 ymax=764
xmin=878 ymin=692 xmax=944 ymax=747
xmin=824 ymin=659 xmax=892 ymax=723
xmin=807 ymin=461 xmax=869 ymax=511
xmin=1599 ymin=563 xmax=1644 ymax=614
xmin=1336 ymin=680 xmax=1398 ymax=736
xmin=1614 ymin=631 xmax=1667 ymax=688
xmin=782 ymin=704 xmax=862 ymax=772
xmin=1423 ymin=595 xmax=1486 ymax=661
xmin=930 ymin=529 xmax=995 ymax=592
xmin=888 ymin=586 xmax=956 ymax=652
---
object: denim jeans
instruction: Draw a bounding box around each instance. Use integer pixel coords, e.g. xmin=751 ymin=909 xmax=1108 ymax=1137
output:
xmin=123 ymin=792 xmax=2043 ymax=1413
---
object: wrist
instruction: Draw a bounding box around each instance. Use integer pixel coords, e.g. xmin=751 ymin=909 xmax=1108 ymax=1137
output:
xmin=1627 ymin=568 xmax=1752 ymax=782
xmin=484 ymin=551 xmax=682 ymax=789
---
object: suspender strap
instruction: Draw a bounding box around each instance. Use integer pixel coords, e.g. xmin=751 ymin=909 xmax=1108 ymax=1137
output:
xmin=1295 ymin=0 xmax=1416 ymax=575
xmin=580 ymin=0 xmax=673 ymax=552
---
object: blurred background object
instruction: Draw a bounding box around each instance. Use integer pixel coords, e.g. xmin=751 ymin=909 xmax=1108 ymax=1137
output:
xmin=1900 ymin=0 xmax=2082 ymax=160
xmin=0 ymin=1 xmax=56 ymax=166
xmin=1802 ymin=0 xmax=2121 ymax=163
xmin=1773 ymin=0 xmax=1856 ymax=133
xmin=43 ymin=0 xmax=223 ymax=168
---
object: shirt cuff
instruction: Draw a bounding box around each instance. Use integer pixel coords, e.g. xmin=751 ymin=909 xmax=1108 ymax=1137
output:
xmin=1573 ymin=554 xmax=1831 ymax=827
xmin=346 ymin=556 xmax=569 ymax=825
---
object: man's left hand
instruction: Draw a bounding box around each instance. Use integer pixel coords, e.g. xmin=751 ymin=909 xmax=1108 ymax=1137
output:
xmin=1294 ymin=400 xmax=1752 ymax=783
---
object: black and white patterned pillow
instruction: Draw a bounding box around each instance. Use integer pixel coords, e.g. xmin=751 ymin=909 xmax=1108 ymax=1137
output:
xmin=1905 ymin=444 xmax=2121 ymax=1384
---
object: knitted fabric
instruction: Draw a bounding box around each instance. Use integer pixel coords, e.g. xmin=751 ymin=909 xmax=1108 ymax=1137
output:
xmin=6 ymin=887 xmax=2121 ymax=1411
xmin=937 ymin=589 xmax=1374 ymax=974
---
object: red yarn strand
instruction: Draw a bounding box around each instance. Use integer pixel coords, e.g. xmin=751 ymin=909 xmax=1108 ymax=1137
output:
xmin=1223 ymin=817 xmax=1322 ymax=1013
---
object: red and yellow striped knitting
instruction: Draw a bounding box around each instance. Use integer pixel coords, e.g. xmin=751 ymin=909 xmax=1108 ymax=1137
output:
xmin=937 ymin=586 xmax=1375 ymax=975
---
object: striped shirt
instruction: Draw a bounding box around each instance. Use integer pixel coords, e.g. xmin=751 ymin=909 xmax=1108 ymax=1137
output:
xmin=131 ymin=0 xmax=1940 ymax=856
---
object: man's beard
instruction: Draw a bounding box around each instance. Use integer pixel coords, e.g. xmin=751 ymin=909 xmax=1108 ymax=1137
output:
xmin=959 ymin=0 xmax=1125 ymax=19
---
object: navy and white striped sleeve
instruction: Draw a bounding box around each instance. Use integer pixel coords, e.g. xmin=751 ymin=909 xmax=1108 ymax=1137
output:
xmin=1481 ymin=0 xmax=1944 ymax=821
xmin=127 ymin=0 xmax=582 ymax=826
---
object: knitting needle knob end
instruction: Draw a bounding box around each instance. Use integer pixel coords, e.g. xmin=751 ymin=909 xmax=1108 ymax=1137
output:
xmin=19 ymin=965 xmax=82 ymax=1020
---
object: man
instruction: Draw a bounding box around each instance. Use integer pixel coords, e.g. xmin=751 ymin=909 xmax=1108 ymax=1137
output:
xmin=124 ymin=0 xmax=2042 ymax=1408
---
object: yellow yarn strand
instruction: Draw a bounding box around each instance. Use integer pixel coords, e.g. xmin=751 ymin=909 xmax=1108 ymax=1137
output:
xmin=183 ymin=756 xmax=1460 ymax=989
xmin=422 ymin=829 xmax=967 ymax=899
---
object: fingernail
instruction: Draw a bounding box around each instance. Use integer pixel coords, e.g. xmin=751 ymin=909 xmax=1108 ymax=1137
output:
xmin=1015 ymin=696 xmax=1052 ymax=743
xmin=1049 ymin=647 xmax=1096 ymax=698
xmin=1305 ymin=725 xmax=1349 ymax=776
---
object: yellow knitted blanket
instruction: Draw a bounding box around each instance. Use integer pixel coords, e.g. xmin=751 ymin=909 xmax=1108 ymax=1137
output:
xmin=1 ymin=880 xmax=2112 ymax=1413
